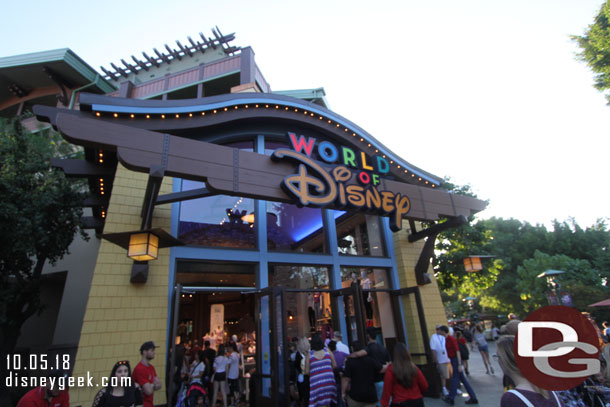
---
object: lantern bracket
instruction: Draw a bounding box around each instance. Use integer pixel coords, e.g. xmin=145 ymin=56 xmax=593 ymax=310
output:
xmin=408 ymin=215 xmax=467 ymax=242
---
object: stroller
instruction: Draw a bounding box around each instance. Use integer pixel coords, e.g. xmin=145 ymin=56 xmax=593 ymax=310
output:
xmin=176 ymin=377 xmax=209 ymax=407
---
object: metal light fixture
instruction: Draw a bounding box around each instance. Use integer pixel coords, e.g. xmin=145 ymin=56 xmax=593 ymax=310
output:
xmin=103 ymin=227 xmax=183 ymax=262
xmin=463 ymin=257 xmax=482 ymax=272
xmin=128 ymin=231 xmax=159 ymax=261
xmin=463 ymin=255 xmax=494 ymax=272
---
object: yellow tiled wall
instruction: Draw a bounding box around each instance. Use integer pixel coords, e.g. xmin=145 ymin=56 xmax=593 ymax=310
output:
xmin=70 ymin=164 xmax=173 ymax=406
xmin=394 ymin=224 xmax=448 ymax=364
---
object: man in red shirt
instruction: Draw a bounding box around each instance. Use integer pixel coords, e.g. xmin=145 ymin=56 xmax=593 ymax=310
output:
xmin=133 ymin=341 xmax=162 ymax=407
xmin=440 ymin=325 xmax=478 ymax=405
xmin=17 ymin=371 xmax=69 ymax=407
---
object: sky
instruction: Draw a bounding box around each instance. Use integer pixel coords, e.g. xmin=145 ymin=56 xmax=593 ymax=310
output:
xmin=2 ymin=0 xmax=609 ymax=228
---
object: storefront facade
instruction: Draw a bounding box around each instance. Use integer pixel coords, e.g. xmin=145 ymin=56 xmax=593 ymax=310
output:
xmin=3 ymin=30 xmax=485 ymax=407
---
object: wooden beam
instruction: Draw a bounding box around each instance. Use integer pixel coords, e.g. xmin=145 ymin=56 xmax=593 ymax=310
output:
xmin=155 ymin=187 xmax=213 ymax=205
xmin=188 ymin=36 xmax=205 ymax=53
xmin=35 ymin=110 xmax=486 ymax=226
xmin=121 ymin=59 xmax=136 ymax=73
xmin=154 ymin=48 xmax=171 ymax=64
xmin=0 ymin=86 xmax=61 ymax=111
xmin=50 ymin=158 xmax=115 ymax=177
xmin=110 ymin=62 xmax=129 ymax=78
xmin=142 ymin=52 xmax=160 ymax=67
xmin=100 ymin=66 xmax=117 ymax=80
xmin=176 ymin=40 xmax=191 ymax=57
xmin=165 ymin=44 xmax=182 ymax=61
xmin=132 ymin=55 xmax=149 ymax=72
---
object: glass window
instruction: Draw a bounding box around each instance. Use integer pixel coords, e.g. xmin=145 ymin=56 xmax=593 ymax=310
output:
xmin=340 ymin=267 xmax=389 ymax=289
xmin=270 ymin=265 xmax=330 ymax=289
xmin=335 ymin=213 xmax=385 ymax=256
xmin=179 ymin=181 xmax=255 ymax=248
xmin=267 ymin=202 xmax=326 ymax=253
xmin=175 ymin=261 xmax=256 ymax=287
xmin=178 ymin=141 xmax=256 ymax=249
xmin=264 ymin=140 xmax=290 ymax=156
xmin=271 ymin=265 xmax=332 ymax=339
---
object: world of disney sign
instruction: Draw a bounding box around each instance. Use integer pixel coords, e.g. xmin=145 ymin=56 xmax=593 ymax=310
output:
xmin=272 ymin=132 xmax=411 ymax=231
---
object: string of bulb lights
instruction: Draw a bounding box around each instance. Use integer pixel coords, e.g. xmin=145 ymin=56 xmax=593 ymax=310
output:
xmin=93 ymin=104 xmax=436 ymax=187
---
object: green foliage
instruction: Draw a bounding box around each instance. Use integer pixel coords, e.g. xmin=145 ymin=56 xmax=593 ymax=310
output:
xmin=516 ymin=251 xmax=607 ymax=313
xmin=573 ymin=1 xmax=610 ymax=103
xmin=0 ymin=118 xmax=85 ymax=352
xmin=435 ymin=180 xmax=610 ymax=319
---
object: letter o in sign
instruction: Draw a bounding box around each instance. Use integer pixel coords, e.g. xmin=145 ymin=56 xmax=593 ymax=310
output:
xmin=358 ymin=171 xmax=371 ymax=185
xmin=318 ymin=141 xmax=338 ymax=163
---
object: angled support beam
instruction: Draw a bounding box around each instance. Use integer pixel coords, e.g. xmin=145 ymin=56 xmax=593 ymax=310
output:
xmin=141 ymin=165 xmax=165 ymax=230
xmin=83 ymin=196 xmax=109 ymax=207
xmin=50 ymin=158 xmax=115 ymax=177
xmin=81 ymin=216 xmax=104 ymax=233
xmin=155 ymin=187 xmax=213 ymax=206
xmin=408 ymin=215 xmax=467 ymax=242
xmin=414 ymin=234 xmax=436 ymax=285
xmin=42 ymin=66 xmax=72 ymax=105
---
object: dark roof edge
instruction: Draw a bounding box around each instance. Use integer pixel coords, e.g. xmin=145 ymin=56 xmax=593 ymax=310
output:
xmin=78 ymin=92 xmax=443 ymax=185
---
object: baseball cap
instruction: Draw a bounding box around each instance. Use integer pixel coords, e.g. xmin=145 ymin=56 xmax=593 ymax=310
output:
xmin=140 ymin=341 xmax=158 ymax=352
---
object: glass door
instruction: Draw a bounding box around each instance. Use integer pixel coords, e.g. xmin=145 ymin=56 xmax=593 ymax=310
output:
xmin=255 ymin=286 xmax=288 ymax=407
xmin=330 ymin=283 xmax=366 ymax=348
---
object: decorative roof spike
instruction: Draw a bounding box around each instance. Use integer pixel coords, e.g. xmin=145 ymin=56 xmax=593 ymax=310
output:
xmin=121 ymin=59 xmax=135 ymax=73
xmin=110 ymin=62 xmax=129 ymax=78
xmin=132 ymin=55 xmax=149 ymax=71
xmin=142 ymin=52 xmax=160 ymax=68
xmin=188 ymin=36 xmax=204 ymax=53
xmin=101 ymin=28 xmax=239 ymax=80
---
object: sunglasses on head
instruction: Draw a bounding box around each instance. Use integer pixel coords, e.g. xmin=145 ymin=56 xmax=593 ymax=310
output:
xmin=116 ymin=360 xmax=129 ymax=366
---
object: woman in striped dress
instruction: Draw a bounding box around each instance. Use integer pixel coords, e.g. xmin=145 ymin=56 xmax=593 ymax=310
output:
xmin=305 ymin=334 xmax=337 ymax=407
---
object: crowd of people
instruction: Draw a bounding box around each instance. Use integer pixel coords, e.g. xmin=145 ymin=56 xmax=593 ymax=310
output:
xmin=287 ymin=327 xmax=429 ymax=407
xmin=18 ymin=313 xmax=610 ymax=407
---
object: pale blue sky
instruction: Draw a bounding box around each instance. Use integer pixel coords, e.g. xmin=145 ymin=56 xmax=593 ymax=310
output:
xmin=2 ymin=0 xmax=609 ymax=227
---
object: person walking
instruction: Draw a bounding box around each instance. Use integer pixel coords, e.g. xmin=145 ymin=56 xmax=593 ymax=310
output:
xmin=439 ymin=326 xmax=478 ymax=405
xmin=305 ymin=334 xmax=337 ymax=407
xmin=185 ymin=350 xmax=206 ymax=407
xmin=211 ymin=344 xmax=229 ymax=407
xmin=296 ymin=337 xmax=311 ymax=407
xmin=429 ymin=324 xmax=451 ymax=396
xmin=473 ymin=324 xmax=494 ymax=374
xmin=347 ymin=327 xmax=391 ymax=404
xmin=133 ymin=341 xmax=162 ymax=407
xmin=92 ymin=360 xmax=143 ymax=407
xmin=455 ymin=331 xmax=470 ymax=376
xmin=329 ymin=340 xmax=348 ymax=407
xmin=227 ymin=342 xmax=241 ymax=407
xmin=202 ymin=340 xmax=217 ymax=400
xmin=379 ymin=343 xmax=428 ymax=407
xmin=342 ymin=340 xmax=381 ymax=407
xmin=497 ymin=336 xmax=564 ymax=407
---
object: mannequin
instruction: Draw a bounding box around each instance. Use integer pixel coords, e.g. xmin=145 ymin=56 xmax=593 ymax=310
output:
xmin=307 ymin=293 xmax=315 ymax=328
xmin=360 ymin=270 xmax=373 ymax=320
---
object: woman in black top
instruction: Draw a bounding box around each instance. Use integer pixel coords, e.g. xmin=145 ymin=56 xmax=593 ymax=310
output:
xmin=92 ymin=360 xmax=143 ymax=407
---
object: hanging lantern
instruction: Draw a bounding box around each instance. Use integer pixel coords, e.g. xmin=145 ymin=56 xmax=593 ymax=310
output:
xmin=128 ymin=232 xmax=159 ymax=261
xmin=463 ymin=256 xmax=483 ymax=272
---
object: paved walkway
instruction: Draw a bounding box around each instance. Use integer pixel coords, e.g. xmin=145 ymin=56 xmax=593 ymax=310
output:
xmin=423 ymin=340 xmax=504 ymax=406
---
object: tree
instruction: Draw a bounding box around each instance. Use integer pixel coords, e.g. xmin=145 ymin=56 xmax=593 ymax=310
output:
xmin=572 ymin=1 xmax=610 ymax=103
xmin=0 ymin=118 xmax=85 ymax=404
xmin=516 ymin=250 xmax=608 ymax=313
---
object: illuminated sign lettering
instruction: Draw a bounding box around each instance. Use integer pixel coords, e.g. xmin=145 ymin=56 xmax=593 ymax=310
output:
xmin=272 ymin=133 xmax=410 ymax=231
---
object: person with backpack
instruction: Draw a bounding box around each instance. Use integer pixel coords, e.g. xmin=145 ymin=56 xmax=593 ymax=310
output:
xmin=455 ymin=331 xmax=470 ymax=376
